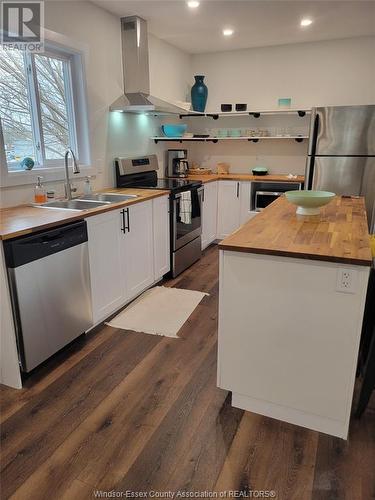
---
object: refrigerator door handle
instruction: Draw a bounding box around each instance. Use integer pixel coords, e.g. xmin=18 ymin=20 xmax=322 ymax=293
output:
xmin=306 ymin=156 xmax=315 ymax=190
xmin=308 ymin=110 xmax=320 ymax=157
xmin=306 ymin=110 xmax=321 ymax=189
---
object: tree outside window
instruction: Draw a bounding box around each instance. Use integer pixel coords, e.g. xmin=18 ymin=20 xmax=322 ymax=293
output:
xmin=0 ymin=47 xmax=77 ymax=171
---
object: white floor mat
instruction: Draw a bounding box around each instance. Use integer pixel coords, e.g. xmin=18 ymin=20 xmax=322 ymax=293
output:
xmin=106 ymin=286 xmax=208 ymax=338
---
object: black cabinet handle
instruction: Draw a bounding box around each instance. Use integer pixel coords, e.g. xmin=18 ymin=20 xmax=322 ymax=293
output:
xmin=120 ymin=209 xmax=126 ymax=233
xmin=236 ymin=182 xmax=239 ymax=198
xmin=125 ymin=208 xmax=130 ymax=232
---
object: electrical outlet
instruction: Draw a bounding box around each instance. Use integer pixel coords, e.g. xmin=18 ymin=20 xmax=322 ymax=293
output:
xmin=336 ymin=268 xmax=358 ymax=294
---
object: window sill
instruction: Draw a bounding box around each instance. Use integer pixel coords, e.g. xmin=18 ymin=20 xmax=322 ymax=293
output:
xmin=0 ymin=165 xmax=98 ymax=188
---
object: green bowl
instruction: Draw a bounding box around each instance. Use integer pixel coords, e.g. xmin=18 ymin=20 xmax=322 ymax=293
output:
xmin=285 ymin=190 xmax=335 ymax=215
xmin=252 ymin=167 xmax=268 ymax=176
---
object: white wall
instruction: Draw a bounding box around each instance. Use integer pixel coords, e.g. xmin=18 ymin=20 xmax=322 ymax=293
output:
xmin=184 ymin=36 xmax=375 ymax=175
xmin=1 ymin=2 xmax=374 ymax=205
xmin=149 ymin=34 xmax=192 ymax=104
xmin=192 ymin=36 xmax=375 ymax=110
xmin=0 ymin=1 xmax=190 ymax=206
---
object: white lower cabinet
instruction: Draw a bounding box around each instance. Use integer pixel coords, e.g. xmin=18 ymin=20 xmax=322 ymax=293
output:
xmin=217 ymin=180 xmax=241 ymax=239
xmin=123 ymin=201 xmax=154 ymax=301
xmin=86 ymin=209 xmax=126 ymax=324
xmin=87 ymin=197 xmax=169 ymax=325
xmin=153 ymin=195 xmax=170 ymax=280
xmin=240 ymin=182 xmax=258 ymax=224
xmin=201 ymin=181 xmax=218 ymax=250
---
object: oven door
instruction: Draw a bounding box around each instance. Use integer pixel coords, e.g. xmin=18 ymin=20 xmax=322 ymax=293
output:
xmin=172 ymin=187 xmax=203 ymax=251
xmin=255 ymin=191 xmax=283 ymax=211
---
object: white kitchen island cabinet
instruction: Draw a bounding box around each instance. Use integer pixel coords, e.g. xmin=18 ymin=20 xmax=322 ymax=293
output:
xmin=202 ymin=181 xmax=218 ymax=249
xmin=218 ymin=195 xmax=372 ymax=439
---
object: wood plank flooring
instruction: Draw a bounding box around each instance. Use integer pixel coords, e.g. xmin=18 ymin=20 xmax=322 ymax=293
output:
xmin=1 ymin=245 xmax=374 ymax=500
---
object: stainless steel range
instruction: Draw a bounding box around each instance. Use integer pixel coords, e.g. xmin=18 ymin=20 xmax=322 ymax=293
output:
xmin=115 ymin=154 xmax=203 ymax=277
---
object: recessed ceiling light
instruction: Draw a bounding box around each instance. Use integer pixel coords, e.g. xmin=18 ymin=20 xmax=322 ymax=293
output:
xmin=223 ymin=28 xmax=234 ymax=37
xmin=187 ymin=1 xmax=200 ymax=8
xmin=300 ymin=18 xmax=313 ymax=27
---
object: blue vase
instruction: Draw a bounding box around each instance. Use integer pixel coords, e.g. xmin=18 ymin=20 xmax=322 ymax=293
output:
xmin=191 ymin=75 xmax=208 ymax=112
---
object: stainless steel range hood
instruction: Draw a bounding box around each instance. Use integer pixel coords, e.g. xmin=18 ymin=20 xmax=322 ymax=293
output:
xmin=110 ymin=16 xmax=189 ymax=114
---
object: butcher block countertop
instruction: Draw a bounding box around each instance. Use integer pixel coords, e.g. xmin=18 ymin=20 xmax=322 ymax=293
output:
xmin=187 ymin=173 xmax=304 ymax=184
xmin=219 ymin=196 xmax=372 ymax=266
xmin=0 ymin=188 xmax=169 ymax=241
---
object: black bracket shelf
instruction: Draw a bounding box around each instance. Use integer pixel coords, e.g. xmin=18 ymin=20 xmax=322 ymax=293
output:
xmin=178 ymin=110 xmax=308 ymax=119
xmin=179 ymin=113 xmax=205 ymax=119
xmin=153 ymin=137 xmax=305 ymax=144
xmin=153 ymin=138 xmax=219 ymax=144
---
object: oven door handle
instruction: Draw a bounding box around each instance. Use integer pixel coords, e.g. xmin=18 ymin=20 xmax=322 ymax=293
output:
xmin=256 ymin=191 xmax=284 ymax=196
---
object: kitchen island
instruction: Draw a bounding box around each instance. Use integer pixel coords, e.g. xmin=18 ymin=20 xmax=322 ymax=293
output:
xmin=218 ymin=196 xmax=372 ymax=439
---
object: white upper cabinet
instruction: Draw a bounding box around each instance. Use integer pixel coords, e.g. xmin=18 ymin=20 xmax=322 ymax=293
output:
xmin=123 ymin=200 xmax=154 ymax=301
xmin=86 ymin=209 xmax=126 ymax=325
xmin=202 ymin=181 xmax=218 ymax=250
xmin=217 ymin=181 xmax=241 ymax=239
xmin=153 ymin=195 xmax=170 ymax=280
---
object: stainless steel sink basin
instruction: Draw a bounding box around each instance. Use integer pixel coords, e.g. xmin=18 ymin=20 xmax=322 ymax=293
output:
xmin=33 ymin=192 xmax=139 ymax=211
xmin=35 ymin=199 xmax=110 ymax=211
xmin=79 ymin=193 xmax=139 ymax=203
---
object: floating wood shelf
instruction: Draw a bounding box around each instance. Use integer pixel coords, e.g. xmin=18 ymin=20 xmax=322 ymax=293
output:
xmin=152 ymin=136 xmax=309 ymax=144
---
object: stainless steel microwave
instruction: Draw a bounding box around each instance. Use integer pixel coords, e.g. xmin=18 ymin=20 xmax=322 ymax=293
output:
xmin=255 ymin=190 xmax=284 ymax=211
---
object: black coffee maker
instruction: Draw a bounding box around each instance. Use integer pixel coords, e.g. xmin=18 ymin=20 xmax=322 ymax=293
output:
xmin=166 ymin=149 xmax=189 ymax=178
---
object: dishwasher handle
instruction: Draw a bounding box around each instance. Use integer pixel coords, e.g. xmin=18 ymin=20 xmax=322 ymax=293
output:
xmin=4 ymin=220 xmax=88 ymax=268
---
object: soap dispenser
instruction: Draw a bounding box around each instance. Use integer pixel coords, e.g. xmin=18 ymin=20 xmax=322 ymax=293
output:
xmin=34 ymin=176 xmax=47 ymax=203
xmin=83 ymin=176 xmax=92 ymax=195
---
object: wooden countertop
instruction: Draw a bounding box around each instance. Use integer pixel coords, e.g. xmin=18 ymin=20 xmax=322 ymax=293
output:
xmin=0 ymin=174 xmax=302 ymax=241
xmin=187 ymin=173 xmax=304 ymax=184
xmin=0 ymin=188 xmax=169 ymax=241
xmin=219 ymin=196 xmax=372 ymax=266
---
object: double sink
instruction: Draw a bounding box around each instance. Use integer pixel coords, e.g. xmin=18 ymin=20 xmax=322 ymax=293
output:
xmin=35 ymin=192 xmax=138 ymax=211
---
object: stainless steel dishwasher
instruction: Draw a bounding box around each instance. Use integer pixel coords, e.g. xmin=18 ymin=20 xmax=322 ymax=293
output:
xmin=4 ymin=220 xmax=93 ymax=372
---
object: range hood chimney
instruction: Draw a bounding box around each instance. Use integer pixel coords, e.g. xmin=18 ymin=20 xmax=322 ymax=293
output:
xmin=110 ymin=16 xmax=189 ymax=114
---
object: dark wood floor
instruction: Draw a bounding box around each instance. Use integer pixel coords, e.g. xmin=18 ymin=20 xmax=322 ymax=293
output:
xmin=1 ymin=245 xmax=374 ymax=500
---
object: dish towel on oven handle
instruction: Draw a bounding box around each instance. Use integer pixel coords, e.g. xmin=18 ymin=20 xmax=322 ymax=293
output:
xmin=179 ymin=191 xmax=192 ymax=225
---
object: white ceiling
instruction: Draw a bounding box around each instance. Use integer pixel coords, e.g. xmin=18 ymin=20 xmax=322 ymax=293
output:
xmin=91 ymin=0 xmax=375 ymax=54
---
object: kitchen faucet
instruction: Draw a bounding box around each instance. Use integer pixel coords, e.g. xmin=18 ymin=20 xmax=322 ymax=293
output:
xmin=64 ymin=148 xmax=80 ymax=199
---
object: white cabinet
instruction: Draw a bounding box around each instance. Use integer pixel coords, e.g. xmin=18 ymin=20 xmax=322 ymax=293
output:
xmin=218 ymin=250 xmax=370 ymax=438
xmin=217 ymin=181 xmax=241 ymax=239
xmin=123 ymin=200 xmax=154 ymax=301
xmin=86 ymin=209 xmax=126 ymax=324
xmin=201 ymin=181 xmax=218 ymax=250
xmin=153 ymin=195 xmax=170 ymax=281
xmin=240 ymin=182 xmax=258 ymax=224
xmin=87 ymin=200 xmax=155 ymax=324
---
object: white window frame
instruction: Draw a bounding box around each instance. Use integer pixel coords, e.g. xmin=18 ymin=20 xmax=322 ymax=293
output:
xmin=0 ymin=34 xmax=93 ymax=187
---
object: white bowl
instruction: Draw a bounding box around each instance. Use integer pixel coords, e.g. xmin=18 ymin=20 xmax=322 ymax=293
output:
xmin=285 ymin=190 xmax=336 ymax=215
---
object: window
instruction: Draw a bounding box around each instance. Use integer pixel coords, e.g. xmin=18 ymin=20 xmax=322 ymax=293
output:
xmin=0 ymin=45 xmax=88 ymax=174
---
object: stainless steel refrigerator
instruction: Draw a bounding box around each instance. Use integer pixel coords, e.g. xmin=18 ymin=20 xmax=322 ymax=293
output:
xmin=305 ymin=105 xmax=375 ymax=231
